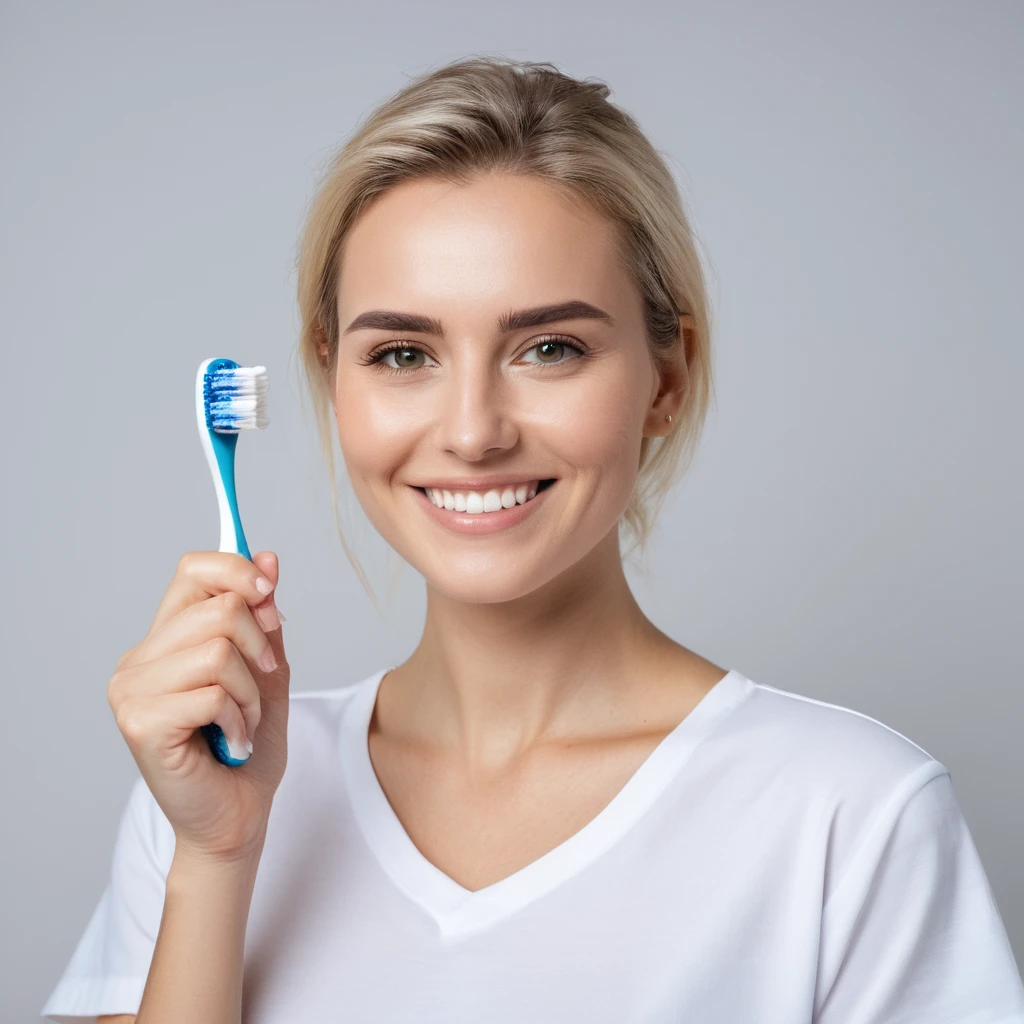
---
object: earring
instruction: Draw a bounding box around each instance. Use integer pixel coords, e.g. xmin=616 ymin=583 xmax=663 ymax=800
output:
xmin=665 ymin=414 xmax=673 ymax=422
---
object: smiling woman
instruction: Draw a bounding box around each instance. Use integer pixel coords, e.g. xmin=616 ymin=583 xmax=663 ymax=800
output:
xmin=322 ymin=168 xmax=695 ymax=605
xmin=42 ymin=54 xmax=1024 ymax=1024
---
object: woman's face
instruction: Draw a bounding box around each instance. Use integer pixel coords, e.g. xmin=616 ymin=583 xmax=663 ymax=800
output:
xmin=332 ymin=171 xmax=674 ymax=603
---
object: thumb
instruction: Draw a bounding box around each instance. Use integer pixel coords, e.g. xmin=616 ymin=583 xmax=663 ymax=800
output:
xmin=252 ymin=549 xmax=279 ymax=588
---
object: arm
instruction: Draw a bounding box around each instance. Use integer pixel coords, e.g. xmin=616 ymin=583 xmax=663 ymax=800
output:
xmin=814 ymin=767 xmax=1024 ymax=1022
xmin=129 ymin=845 xmax=264 ymax=1024
xmin=42 ymin=550 xmax=289 ymax=1022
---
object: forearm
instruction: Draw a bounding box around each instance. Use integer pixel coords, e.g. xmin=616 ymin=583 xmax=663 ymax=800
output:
xmin=135 ymin=843 xmax=263 ymax=1024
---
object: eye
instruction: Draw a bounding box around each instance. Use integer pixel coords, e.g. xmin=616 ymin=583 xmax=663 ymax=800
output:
xmin=519 ymin=336 xmax=587 ymax=366
xmin=362 ymin=343 xmax=436 ymax=373
xmin=361 ymin=335 xmax=587 ymax=374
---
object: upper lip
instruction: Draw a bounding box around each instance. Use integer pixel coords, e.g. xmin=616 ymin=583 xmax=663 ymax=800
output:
xmin=410 ymin=475 xmax=555 ymax=491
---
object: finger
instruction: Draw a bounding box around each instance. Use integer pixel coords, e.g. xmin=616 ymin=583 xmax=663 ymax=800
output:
xmin=252 ymin=550 xmax=278 ymax=586
xmin=127 ymin=590 xmax=277 ymax=674
xmin=149 ymin=551 xmax=276 ymax=635
xmin=250 ymin=550 xmax=283 ymax=634
xmin=109 ymin=636 xmax=262 ymax=742
xmin=118 ymin=685 xmax=251 ymax=763
xmin=251 ymin=551 xmax=289 ymax=668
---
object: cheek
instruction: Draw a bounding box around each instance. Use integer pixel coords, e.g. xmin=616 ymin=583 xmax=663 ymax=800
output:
xmin=545 ymin=361 xmax=651 ymax=494
xmin=332 ymin=353 xmax=651 ymax=518
xmin=333 ymin=376 xmax=418 ymax=486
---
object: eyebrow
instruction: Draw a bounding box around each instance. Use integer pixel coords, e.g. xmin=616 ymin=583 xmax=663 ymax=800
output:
xmin=342 ymin=299 xmax=616 ymax=337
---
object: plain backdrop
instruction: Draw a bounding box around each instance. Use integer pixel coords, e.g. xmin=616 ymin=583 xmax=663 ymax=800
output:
xmin=2 ymin=1 xmax=1021 ymax=1020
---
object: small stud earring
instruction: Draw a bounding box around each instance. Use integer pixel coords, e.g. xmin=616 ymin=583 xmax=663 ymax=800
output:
xmin=665 ymin=414 xmax=673 ymax=422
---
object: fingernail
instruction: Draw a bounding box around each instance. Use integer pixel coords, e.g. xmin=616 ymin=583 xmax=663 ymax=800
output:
xmin=226 ymin=737 xmax=252 ymax=762
xmin=256 ymin=603 xmax=281 ymax=632
xmin=255 ymin=576 xmax=275 ymax=596
xmin=260 ymin=648 xmax=278 ymax=673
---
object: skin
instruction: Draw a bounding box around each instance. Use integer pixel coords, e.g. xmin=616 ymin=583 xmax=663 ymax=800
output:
xmin=97 ymin=170 xmax=726 ymax=1023
xmin=102 ymin=550 xmax=287 ymax=1024
xmin=331 ymin=171 xmax=727 ymax=890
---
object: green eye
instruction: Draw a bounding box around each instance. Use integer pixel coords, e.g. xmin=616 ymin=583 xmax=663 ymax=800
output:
xmin=363 ymin=335 xmax=587 ymax=374
xmin=522 ymin=338 xmax=585 ymax=365
xmin=384 ymin=347 xmax=425 ymax=369
xmin=364 ymin=344 xmax=433 ymax=373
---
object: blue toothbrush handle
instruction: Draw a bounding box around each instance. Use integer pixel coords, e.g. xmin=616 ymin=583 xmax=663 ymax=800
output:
xmin=201 ymin=722 xmax=252 ymax=767
xmin=198 ymin=359 xmax=255 ymax=766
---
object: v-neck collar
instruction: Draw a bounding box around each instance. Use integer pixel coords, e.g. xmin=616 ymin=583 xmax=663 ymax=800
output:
xmin=339 ymin=664 xmax=754 ymax=941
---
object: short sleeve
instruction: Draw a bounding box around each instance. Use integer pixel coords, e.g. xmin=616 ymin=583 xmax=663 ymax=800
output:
xmin=814 ymin=762 xmax=1024 ymax=1023
xmin=40 ymin=775 xmax=174 ymax=1022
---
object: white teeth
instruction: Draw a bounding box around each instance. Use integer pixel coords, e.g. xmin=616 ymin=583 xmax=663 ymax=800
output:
xmin=423 ymin=480 xmax=549 ymax=514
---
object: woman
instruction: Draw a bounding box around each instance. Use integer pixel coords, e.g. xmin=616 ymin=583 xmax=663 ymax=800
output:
xmin=43 ymin=56 xmax=1024 ymax=1022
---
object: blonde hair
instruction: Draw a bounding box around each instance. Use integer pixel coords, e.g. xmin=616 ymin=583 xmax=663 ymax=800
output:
xmin=296 ymin=55 xmax=715 ymax=599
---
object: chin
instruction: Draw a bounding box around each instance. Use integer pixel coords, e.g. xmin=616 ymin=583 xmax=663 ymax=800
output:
xmin=422 ymin=564 xmax=553 ymax=605
xmin=412 ymin=548 xmax=575 ymax=605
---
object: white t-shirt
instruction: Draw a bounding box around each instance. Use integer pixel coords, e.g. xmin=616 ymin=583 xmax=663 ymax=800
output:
xmin=42 ymin=666 xmax=1024 ymax=1023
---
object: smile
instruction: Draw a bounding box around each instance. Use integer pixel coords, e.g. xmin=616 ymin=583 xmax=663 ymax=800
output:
xmin=419 ymin=479 xmax=556 ymax=514
xmin=411 ymin=479 xmax=557 ymax=534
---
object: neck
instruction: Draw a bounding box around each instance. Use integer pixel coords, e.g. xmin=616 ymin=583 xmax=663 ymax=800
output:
xmin=384 ymin=528 xmax=674 ymax=766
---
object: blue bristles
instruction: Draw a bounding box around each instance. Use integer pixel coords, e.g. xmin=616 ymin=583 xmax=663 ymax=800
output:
xmin=203 ymin=365 xmax=270 ymax=433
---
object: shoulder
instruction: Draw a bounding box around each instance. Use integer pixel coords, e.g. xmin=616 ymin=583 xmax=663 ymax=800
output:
xmin=720 ymin=672 xmax=954 ymax=899
xmin=727 ymin=671 xmax=945 ymax=795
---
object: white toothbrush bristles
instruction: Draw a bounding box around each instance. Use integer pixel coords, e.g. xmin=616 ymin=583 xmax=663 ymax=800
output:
xmin=203 ymin=365 xmax=270 ymax=432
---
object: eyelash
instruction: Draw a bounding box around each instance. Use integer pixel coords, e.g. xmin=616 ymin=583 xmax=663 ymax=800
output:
xmin=360 ymin=335 xmax=588 ymax=375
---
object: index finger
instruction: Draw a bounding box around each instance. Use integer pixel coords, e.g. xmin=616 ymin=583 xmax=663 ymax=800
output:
xmin=147 ymin=551 xmax=276 ymax=636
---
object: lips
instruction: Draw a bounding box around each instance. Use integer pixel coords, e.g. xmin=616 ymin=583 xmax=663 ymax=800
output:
xmin=420 ymin=478 xmax=556 ymax=514
xmin=410 ymin=479 xmax=556 ymax=534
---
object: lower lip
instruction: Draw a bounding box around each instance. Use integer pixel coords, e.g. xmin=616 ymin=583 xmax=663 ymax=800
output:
xmin=411 ymin=483 xmax=554 ymax=535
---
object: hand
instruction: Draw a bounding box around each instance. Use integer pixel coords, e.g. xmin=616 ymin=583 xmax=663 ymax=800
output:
xmin=106 ymin=550 xmax=290 ymax=861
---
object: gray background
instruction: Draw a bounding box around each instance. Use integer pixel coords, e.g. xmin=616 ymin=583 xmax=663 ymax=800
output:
xmin=2 ymin=1 xmax=1021 ymax=1019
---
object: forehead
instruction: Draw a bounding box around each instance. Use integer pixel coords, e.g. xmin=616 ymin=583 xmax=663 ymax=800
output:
xmin=336 ymin=172 xmax=632 ymax=315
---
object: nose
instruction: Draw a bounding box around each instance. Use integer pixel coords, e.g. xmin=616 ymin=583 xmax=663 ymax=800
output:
xmin=436 ymin=349 xmax=519 ymax=462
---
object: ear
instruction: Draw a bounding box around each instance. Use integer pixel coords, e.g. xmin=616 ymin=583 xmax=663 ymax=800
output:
xmin=312 ymin=320 xmax=339 ymax=411
xmin=643 ymin=314 xmax=695 ymax=437
xmin=313 ymin=320 xmax=331 ymax=365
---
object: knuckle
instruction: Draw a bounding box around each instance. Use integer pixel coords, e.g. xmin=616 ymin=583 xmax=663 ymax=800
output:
xmin=176 ymin=551 xmax=199 ymax=576
xmin=205 ymin=684 xmax=229 ymax=714
xmin=116 ymin=701 xmax=146 ymax=744
xmin=218 ymin=590 xmax=247 ymax=618
xmin=205 ymin=636 xmax=236 ymax=671
xmin=114 ymin=645 xmax=136 ymax=673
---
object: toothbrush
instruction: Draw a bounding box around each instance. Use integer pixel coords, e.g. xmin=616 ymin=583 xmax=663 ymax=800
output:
xmin=195 ymin=357 xmax=270 ymax=766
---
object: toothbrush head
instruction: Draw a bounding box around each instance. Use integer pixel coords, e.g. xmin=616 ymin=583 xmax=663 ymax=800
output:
xmin=200 ymin=358 xmax=270 ymax=433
